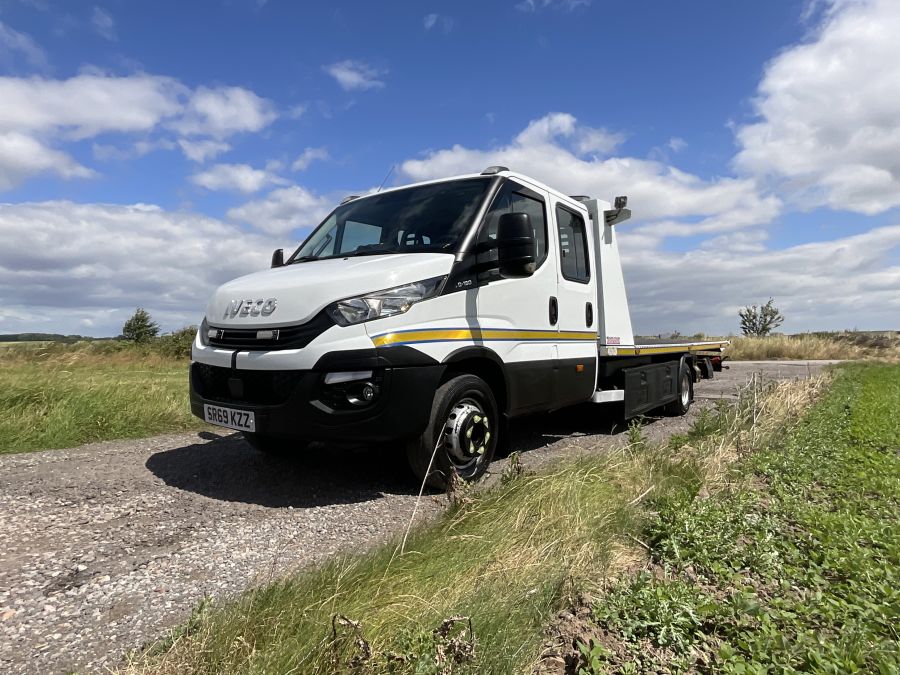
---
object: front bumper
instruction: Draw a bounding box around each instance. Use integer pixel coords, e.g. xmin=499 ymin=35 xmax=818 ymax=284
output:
xmin=189 ymin=360 xmax=444 ymax=443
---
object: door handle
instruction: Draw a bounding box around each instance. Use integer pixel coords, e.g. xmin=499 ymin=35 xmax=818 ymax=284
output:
xmin=549 ymin=296 xmax=558 ymax=326
xmin=586 ymin=302 xmax=593 ymax=327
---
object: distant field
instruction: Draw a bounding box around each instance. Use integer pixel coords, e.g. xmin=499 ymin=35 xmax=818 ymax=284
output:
xmin=0 ymin=343 xmax=200 ymax=455
xmin=726 ymin=332 xmax=900 ymax=361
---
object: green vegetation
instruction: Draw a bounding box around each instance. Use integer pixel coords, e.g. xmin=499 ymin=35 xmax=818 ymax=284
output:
xmin=582 ymin=363 xmax=900 ymax=673
xmin=0 ymin=332 xmax=101 ymax=343
xmin=122 ymin=307 xmax=161 ymax=343
xmin=126 ymin=360 xmax=823 ymax=674
xmin=738 ymin=297 xmax=785 ymax=336
xmin=0 ymin=341 xmax=201 ymax=454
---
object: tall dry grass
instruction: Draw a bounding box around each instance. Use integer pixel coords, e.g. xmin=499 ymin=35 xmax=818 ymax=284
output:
xmin=0 ymin=341 xmax=200 ymax=454
xmin=125 ymin=373 xmax=827 ymax=675
xmin=725 ymin=332 xmax=900 ymax=361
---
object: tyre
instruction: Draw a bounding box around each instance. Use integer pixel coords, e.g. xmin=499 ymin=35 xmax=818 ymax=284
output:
xmin=663 ymin=363 xmax=693 ymax=416
xmin=406 ymin=374 xmax=499 ymax=489
xmin=242 ymin=432 xmax=309 ymax=456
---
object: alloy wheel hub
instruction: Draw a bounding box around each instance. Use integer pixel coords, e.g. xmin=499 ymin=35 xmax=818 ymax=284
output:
xmin=443 ymin=401 xmax=490 ymax=465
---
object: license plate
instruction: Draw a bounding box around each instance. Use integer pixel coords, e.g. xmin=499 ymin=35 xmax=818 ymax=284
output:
xmin=203 ymin=404 xmax=256 ymax=432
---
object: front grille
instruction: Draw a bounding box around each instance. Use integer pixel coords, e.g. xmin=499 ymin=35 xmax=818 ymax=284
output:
xmin=207 ymin=310 xmax=333 ymax=351
xmin=192 ymin=363 xmax=303 ymax=405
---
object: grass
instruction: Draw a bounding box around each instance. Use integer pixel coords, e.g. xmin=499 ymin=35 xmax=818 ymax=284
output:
xmin=726 ymin=332 xmax=900 ymax=361
xmin=0 ymin=342 xmax=201 ymax=454
xmin=580 ymin=362 xmax=900 ymax=673
xmin=124 ymin=362 xmax=824 ymax=673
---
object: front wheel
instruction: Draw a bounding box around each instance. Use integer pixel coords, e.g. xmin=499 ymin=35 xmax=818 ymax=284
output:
xmin=242 ymin=432 xmax=309 ymax=456
xmin=406 ymin=374 xmax=499 ymax=489
xmin=663 ymin=363 xmax=693 ymax=416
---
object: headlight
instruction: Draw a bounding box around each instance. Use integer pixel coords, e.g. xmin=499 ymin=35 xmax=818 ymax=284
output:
xmin=198 ymin=317 xmax=209 ymax=346
xmin=326 ymin=276 xmax=445 ymax=326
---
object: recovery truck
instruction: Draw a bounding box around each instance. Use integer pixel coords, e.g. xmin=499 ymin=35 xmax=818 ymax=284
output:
xmin=190 ymin=167 xmax=728 ymax=487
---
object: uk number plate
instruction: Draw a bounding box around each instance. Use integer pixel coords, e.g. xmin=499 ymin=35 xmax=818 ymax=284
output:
xmin=203 ymin=404 xmax=256 ymax=432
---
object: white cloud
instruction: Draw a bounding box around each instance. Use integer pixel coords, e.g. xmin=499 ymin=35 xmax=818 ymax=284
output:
xmin=291 ymin=146 xmax=328 ymax=171
xmin=0 ymin=20 xmax=48 ymax=68
xmin=92 ymin=138 xmax=176 ymax=161
xmin=171 ymin=85 xmax=278 ymax=138
xmin=0 ymin=73 xmax=277 ymax=191
xmin=515 ymin=0 xmax=591 ymax=12
xmin=423 ymin=13 xmax=455 ymax=32
xmin=0 ymin=73 xmax=275 ymax=141
xmin=91 ymin=6 xmax=116 ymax=41
xmin=227 ymin=185 xmax=333 ymax=235
xmin=190 ymin=163 xmax=287 ymax=193
xmin=401 ymin=112 xmax=777 ymax=226
xmin=0 ymin=73 xmax=186 ymax=139
xmin=0 ymin=201 xmax=281 ymax=335
xmin=0 ymin=132 xmax=94 ymax=190
xmin=575 ymin=127 xmax=626 ymax=156
xmin=323 ymin=60 xmax=386 ymax=91
xmin=735 ymin=0 xmax=900 ymax=215
xmin=619 ymin=224 xmax=900 ymax=334
xmin=177 ymin=138 xmax=230 ymax=163
xmin=287 ymin=103 xmax=307 ymax=119
xmin=667 ymin=137 xmax=687 ymax=153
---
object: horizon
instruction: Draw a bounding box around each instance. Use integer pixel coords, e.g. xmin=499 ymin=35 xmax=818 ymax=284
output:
xmin=1 ymin=0 xmax=899 ymax=336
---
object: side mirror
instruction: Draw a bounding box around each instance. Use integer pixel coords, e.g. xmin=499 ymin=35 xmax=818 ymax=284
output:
xmin=271 ymin=248 xmax=284 ymax=268
xmin=497 ymin=212 xmax=536 ymax=278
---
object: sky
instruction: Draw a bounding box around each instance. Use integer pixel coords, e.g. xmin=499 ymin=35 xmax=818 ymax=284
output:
xmin=1 ymin=0 xmax=899 ymax=337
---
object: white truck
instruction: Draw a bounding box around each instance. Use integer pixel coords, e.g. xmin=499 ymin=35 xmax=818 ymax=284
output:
xmin=190 ymin=167 xmax=727 ymax=487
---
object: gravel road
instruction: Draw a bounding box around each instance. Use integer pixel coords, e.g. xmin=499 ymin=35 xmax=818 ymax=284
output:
xmin=0 ymin=361 xmax=836 ymax=674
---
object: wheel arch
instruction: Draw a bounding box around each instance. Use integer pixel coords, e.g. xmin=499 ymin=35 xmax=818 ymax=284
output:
xmin=441 ymin=346 xmax=509 ymax=415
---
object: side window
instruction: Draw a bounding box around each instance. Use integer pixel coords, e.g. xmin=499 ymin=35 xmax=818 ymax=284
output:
xmin=556 ymin=206 xmax=590 ymax=283
xmin=339 ymin=220 xmax=382 ymax=254
xmin=476 ymin=183 xmax=548 ymax=280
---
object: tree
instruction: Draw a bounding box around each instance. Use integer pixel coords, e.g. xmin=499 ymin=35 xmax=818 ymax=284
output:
xmin=122 ymin=307 xmax=160 ymax=343
xmin=739 ymin=298 xmax=784 ymax=336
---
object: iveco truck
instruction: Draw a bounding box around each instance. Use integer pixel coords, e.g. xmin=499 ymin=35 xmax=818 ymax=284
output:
xmin=190 ymin=167 xmax=727 ymax=487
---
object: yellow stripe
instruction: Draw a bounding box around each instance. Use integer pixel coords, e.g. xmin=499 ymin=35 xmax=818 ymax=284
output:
xmin=372 ymin=328 xmax=596 ymax=347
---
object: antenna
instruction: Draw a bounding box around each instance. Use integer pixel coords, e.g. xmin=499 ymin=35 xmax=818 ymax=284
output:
xmin=376 ymin=164 xmax=396 ymax=192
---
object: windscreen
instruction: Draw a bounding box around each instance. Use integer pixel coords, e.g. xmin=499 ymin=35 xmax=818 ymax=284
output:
xmin=289 ymin=177 xmax=491 ymax=262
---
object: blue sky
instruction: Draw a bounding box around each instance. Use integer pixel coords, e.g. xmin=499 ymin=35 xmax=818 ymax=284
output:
xmin=1 ymin=0 xmax=899 ymax=336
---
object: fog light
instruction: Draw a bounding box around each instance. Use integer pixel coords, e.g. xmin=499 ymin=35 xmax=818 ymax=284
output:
xmin=346 ymin=381 xmax=379 ymax=406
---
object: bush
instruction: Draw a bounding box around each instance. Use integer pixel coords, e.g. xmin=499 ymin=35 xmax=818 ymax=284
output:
xmin=154 ymin=326 xmax=197 ymax=359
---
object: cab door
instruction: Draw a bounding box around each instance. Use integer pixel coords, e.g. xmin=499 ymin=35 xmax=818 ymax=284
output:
xmin=551 ymin=201 xmax=598 ymax=406
xmin=475 ymin=180 xmax=558 ymax=415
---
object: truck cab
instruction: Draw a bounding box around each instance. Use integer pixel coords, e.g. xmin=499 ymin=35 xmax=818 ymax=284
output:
xmin=190 ymin=167 xmax=726 ymax=487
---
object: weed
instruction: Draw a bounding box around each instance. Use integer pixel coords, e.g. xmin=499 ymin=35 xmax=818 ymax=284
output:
xmin=576 ymin=638 xmax=611 ymax=674
xmin=500 ymin=450 xmax=524 ymax=485
xmin=626 ymin=419 xmax=644 ymax=449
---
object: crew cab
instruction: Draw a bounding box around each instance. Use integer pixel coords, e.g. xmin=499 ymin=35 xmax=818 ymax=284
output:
xmin=190 ymin=167 xmax=727 ymax=487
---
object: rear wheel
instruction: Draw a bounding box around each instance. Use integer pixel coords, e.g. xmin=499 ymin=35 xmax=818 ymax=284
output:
xmin=406 ymin=374 xmax=499 ymax=489
xmin=242 ymin=432 xmax=309 ymax=456
xmin=663 ymin=363 xmax=693 ymax=416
